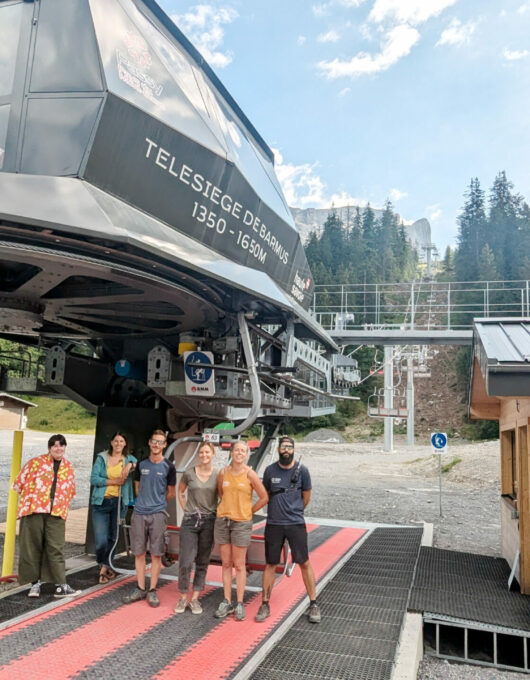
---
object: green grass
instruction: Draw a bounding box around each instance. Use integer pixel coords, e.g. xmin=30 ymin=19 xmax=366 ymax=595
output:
xmin=442 ymin=457 xmax=462 ymax=473
xmin=22 ymin=395 xmax=96 ymax=434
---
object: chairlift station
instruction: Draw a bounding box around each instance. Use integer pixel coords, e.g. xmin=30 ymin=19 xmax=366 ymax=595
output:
xmin=2 ymin=2 xmax=530 ymax=678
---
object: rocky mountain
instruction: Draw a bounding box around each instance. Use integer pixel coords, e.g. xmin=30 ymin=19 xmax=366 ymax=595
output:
xmin=290 ymin=205 xmax=432 ymax=257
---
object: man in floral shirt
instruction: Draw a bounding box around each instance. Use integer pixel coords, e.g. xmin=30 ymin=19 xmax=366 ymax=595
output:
xmin=13 ymin=434 xmax=81 ymax=598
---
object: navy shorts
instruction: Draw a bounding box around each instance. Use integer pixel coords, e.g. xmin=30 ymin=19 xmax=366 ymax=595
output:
xmin=265 ymin=523 xmax=309 ymax=565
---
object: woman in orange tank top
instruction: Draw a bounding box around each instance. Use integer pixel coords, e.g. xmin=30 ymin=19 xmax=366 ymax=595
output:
xmin=213 ymin=440 xmax=268 ymax=621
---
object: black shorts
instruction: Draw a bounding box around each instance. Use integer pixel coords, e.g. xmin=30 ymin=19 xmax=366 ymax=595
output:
xmin=265 ymin=523 xmax=309 ymax=565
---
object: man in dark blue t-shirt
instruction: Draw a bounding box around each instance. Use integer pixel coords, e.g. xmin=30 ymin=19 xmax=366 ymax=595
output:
xmin=255 ymin=436 xmax=321 ymax=624
xmin=122 ymin=429 xmax=176 ymax=608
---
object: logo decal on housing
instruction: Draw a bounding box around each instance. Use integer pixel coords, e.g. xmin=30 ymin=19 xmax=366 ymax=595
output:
xmin=116 ymin=29 xmax=163 ymax=104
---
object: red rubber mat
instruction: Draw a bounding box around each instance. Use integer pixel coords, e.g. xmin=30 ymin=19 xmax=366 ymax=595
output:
xmin=0 ymin=525 xmax=365 ymax=680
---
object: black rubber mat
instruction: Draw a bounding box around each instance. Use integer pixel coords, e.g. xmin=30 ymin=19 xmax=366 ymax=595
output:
xmin=409 ymin=547 xmax=530 ymax=632
xmin=247 ymin=527 xmax=423 ymax=680
xmin=0 ymin=555 xmax=134 ymax=625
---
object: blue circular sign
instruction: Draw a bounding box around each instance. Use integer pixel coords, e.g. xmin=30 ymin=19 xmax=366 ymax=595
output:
xmin=431 ymin=432 xmax=447 ymax=449
xmin=185 ymin=351 xmax=213 ymax=384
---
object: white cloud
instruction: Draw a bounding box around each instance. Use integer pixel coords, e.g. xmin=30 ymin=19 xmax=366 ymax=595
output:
xmin=273 ymin=148 xmax=368 ymax=209
xmin=369 ymin=0 xmax=458 ymax=26
xmin=297 ymin=35 xmax=307 ymax=46
xmin=503 ymin=47 xmax=529 ymax=61
xmin=312 ymin=3 xmax=329 ymax=18
xmin=318 ymin=23 xmax=420 ymax=78
xmin=518 ymin=2 xmax=530 ymax=14
xmin=427 ymin=204 xmax=442 ymax=221
xmin=171 ymin=4 xmax=238 ymax=68
xmin=313 ymin=0 xmax=366 ymax=17
xmin=338 ymin=87 xmax=352 ymax=96
xmin=317 ymin=29 xmax=341 ymax=43
xmin=390 ymin=188 xmax=408 ymax=201
xmin=436 ymin=18 xmax=476 ymax=47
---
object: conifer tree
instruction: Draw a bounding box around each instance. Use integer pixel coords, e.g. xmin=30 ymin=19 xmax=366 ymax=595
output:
xmin=478 ymin=244 xmax=498 ymax=281
xmin=455 ymin=178 xmax=486 ymax=281
xmin=487 ymin=171 xmax=520 ymax=280
xmin=439 ymin=246 xmax=455 ymax=281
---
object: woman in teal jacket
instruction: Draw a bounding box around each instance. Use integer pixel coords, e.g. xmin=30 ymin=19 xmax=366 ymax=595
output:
xmin=90 ymin=432 xmax=136 ymax=583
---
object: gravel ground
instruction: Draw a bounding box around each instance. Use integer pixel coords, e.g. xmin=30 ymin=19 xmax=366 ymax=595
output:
xmin=418 ymin=657 xmax=524 ymax=679
xmin=0 ymin=431 xmax=512 ymax=678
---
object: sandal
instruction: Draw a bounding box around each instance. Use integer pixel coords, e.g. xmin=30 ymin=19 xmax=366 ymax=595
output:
xmin=99 ymin=571 xmax=110 ymax=584
xmin=105 ymin=568 xmax=117 ymax=581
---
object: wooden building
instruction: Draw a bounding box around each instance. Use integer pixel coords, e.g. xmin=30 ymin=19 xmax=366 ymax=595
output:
xmin=0 ymin=392 xmax=36 ymax=430
xmin=469 ymin=319 xmax=530 ymax=592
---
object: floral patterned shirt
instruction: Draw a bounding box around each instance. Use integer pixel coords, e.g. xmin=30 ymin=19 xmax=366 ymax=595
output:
xmin=13 ymin=454 xmax=76 ymax=520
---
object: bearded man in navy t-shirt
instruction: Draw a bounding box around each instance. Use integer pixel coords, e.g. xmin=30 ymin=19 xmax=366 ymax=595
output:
xmin=255 ymin=436 xmax=321 ymax=624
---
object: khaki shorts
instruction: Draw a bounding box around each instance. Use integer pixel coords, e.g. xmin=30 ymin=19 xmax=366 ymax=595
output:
xmin=214 ymin=517 xmax=253 ymax=547
xmin=130 ymin=511 xmax=167 ymax=556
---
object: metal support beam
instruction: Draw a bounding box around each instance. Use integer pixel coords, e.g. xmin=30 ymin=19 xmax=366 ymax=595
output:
xmin=384 ymin=346 xmax=393 ymax=452
xmin=407 ymin=355 xmax=415 ymax=446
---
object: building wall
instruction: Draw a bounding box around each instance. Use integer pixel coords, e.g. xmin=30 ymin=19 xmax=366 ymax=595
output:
xmin=500 ymin=397 xmax=530 ymax=592
xmin=0 ymin=406 xmax=22 ymax=429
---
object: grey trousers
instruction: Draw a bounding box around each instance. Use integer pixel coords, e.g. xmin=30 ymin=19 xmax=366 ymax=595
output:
xmin=178 ymin=513 xmax=215 ymax=592
xmin=18 ymin=513 xmax=66 ymax=585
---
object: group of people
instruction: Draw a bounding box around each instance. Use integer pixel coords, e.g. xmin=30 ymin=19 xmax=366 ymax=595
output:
xmin=13 ymin=429 xmax=321 ymax=624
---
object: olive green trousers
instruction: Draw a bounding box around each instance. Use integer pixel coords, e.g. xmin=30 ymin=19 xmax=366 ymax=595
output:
xmin=18 ymin=513 xmax=66 ymax=585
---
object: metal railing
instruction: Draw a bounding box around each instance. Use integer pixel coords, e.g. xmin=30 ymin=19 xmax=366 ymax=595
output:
xmin=311 ymin=280 xmax=530 ymax=331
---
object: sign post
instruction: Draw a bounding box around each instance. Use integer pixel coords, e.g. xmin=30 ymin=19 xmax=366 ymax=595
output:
xmin=431 ymin=432 xmax=448 ymax=517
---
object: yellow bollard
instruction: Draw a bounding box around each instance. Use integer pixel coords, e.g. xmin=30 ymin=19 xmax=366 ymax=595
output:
xmin=1 ymin=430 xmax=23 ymax=577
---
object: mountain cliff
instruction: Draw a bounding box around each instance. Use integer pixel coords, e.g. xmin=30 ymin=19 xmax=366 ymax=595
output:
xmin=290 ymin=205 xmax=432 ymax=256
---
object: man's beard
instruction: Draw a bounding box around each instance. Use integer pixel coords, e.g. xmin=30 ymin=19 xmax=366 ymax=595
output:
xmin=279 ymin=452 xmax=294 ymax=465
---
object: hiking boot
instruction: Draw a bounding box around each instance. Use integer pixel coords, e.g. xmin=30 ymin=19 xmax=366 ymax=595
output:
xmin=122 ymin=586 xmax=146 ymax=604
xmin=234 ymin=602 xmax=245 ymax=621
xmin=28 ymin=581 xmax=41 ymax=598
xmin=308 ymin=603 xmax=321 ymax=623
xmin=189 ymin=599 xmax=203 ymax=615
xmin=147 ymin=589 xmax=160 ymax=607
xmin=214 ymin=599 xmax=234 ymax=618
xmin=54 ymin=584 xmax=82 ymax=598
xmin=255 ymin=602 xmax=270 ymax=622
xmin=174 ymin=596 xmax=188 ymax=614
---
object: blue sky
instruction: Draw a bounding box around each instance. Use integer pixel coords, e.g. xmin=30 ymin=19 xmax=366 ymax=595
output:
xmin=159 ymin=0 xmax=530 ymax=253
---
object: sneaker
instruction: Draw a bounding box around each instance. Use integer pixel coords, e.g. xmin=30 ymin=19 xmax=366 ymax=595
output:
xmin=214 ymin=599 xmax=234 ymax=618
xmin=308 ymin=603 xmax=321 ymax=623
xmin=54 ymin=584 xmax=81 ymax=598
xmin=255 ymin=602 xmax=270 ymax=622
xmin=28 ymin=581 xmax=41 ymax=598
xmin=122 ymin=586 xmax=146 ymax=604
xmin=147 ymin=589 xmax=160 ymax=607
xmin=174 ymin=596 xmax=188 ymax=614
xmin=188 ymin=599 xmax=203 ymax=615
xmin=234 ymin=602 xmax=245 ymax=621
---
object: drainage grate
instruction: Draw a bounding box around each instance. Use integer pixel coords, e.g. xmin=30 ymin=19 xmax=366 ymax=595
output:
xmin=424 ymin=615 xmax=530 ymax=673
xmin=248 ymin=527 xmax=423 ymax=679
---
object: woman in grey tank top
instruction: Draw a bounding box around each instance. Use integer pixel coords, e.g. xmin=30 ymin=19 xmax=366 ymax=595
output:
xmin=174 ymin=441 xmax=218 ymax=614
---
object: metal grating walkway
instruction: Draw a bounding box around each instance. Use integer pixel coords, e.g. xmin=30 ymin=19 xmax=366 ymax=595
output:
xmin=410 ymin=547 xmax=530 ymax=630
xmin=247 ymin=527 xmax=423 ymax=680
xmin=409 ymin=547 xmax=530 ymax=673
